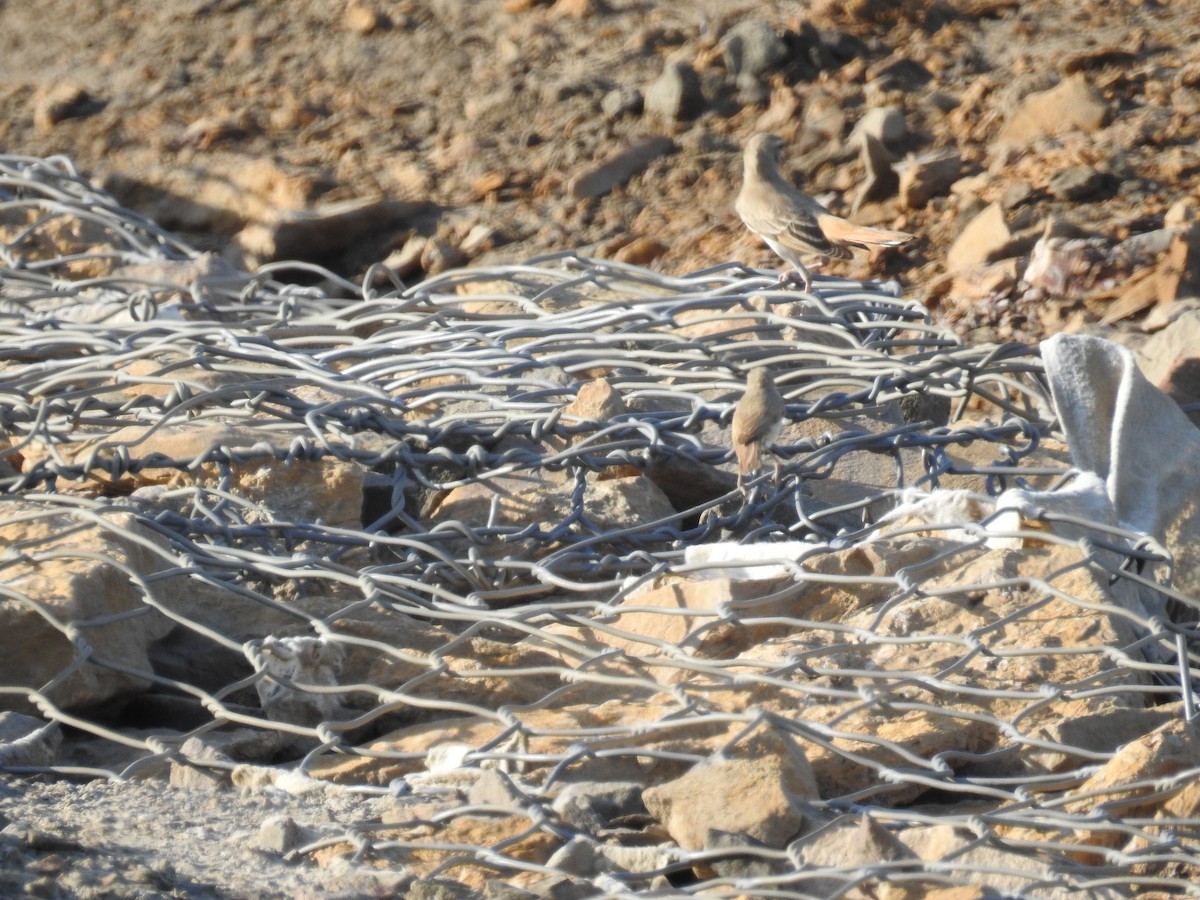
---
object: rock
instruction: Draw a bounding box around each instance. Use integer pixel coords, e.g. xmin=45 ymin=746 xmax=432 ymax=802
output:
xmin=611 ymin=235 xmax=667 ymax=266
xmin=548 ymin=0 xmax=609 ymax=18
xmin=258 ymin=814 xmax=299 ymax=854
xmin=551 ymin=781 xmax=647 ymax=832
xmin=0 ymin=506 xmax=177 ymax=715
xmin=33 ymin=83 xmax=104 ymax=132
xmin=235 ymin=197 xmax=426 ymax=265
xmin=1103 ymin=228 xmax=1200 ymax=325
xmin=852 ymin=132 xmax=899 ymax=213
xmin=426 ymin=469 xmax=677 ymax=561
xmin=599 ymin=87 xmax=642 ymax=120
xmin=999 ymin=74 xmax=1108 ymax=143
xmin=1027 ymin=706 xmax=1178 ymax=773
xmin=849 ymin=106 xmax=907 ymax=151
xmin=1047 ymin=165 xmax=1107 ymax=201
xmin=1165 ymin=199 xmax=1196 ymax=228
xmin=1063 ymin=719 xmax=1200 ymax=862
xmin=407 ymin=877 xmax=478 ymax=900
xmin=41 ymin=422 xmax=366 ymax=532
xmin=0 ymin=712 xmax=61 ymax=767
xmin=945 ymin=202 xmax=1011 ymax=271
xmin=544 ymin=836 xmax=671 ymax=877
xmin=720 ymin=20 xmax=789 ymax=86
xmin=901 ymin=823 xmax=1116 ymax=897
xmin=865 ymin=55 xmax=934 ymax=91
xmin=796 ymin=814 xmax=918 ymax=895
xmin=567 ymin=136 xmax=675 ymax=199
xmin=561 ymin=378 xmax=629 ymax=425
xmin=1000 ymin=182 xmax=1036 ymax=210
xmin=420 ymin=236 xmax=468 ymax=274
xmin=467 ymin=769 xmax=529 ymax=808
xmin=898 ymin=150 xmax=962 ymax=209
xmin=644 ymin=62 xmax=704 ymax=122
xmin=1136 ymin=309 xmax=1200 ymax=428
xmin=642 ymin=726 xmax=819 ymax=850
xmin=460 ymin=223 xmax=501 ymax=257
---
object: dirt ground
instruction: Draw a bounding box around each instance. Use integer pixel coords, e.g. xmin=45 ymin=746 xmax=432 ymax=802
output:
xmin=2 ymin=0 xmax=1199 ymax=344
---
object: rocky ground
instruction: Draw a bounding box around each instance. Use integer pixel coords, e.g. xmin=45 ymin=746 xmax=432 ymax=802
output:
xmin=2 ymin=0 xmax=1199 ymax=345
xmin=3 ymin=1 xmax=1200 ymax=898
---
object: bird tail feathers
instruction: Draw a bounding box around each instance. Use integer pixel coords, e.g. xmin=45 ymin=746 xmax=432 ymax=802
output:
xmin=817 ymin=215 xmax=913 ymax=248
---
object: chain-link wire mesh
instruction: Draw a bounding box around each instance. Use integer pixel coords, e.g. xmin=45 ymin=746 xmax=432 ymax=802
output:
xmin=1 ymin=153 xmax=1198 ymax=898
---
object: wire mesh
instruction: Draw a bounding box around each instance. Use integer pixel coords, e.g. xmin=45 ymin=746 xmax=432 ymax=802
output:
xmin=0 ymin=153 xmax=1198 ymax=898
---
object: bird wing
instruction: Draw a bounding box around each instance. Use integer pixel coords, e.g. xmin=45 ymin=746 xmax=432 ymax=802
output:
xmin=732 ymin=396 xmax=784 ymax=447
xmin=738 ymin=183 xmax=846 ymax=259
xmin=816 ymin=214 xmax=913 ymax=248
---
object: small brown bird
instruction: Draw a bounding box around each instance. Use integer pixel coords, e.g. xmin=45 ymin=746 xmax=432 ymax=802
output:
xmin=736 ymin=132 xmax=914 ymax=292
xmin=732 ymin=368 xmax=786 ymax=489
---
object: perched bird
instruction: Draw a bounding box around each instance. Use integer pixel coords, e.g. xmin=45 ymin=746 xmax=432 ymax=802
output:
xmin=736 ymin=132 xmax=914 ymax=292
xmin=731 ymin=368 xmax=786 ymax=489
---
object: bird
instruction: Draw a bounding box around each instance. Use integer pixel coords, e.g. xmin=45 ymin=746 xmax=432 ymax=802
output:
xmin=731 ymin=368 xmax=786 ymax=490
xmin=736 ymin=132 xmax=914 ymax=293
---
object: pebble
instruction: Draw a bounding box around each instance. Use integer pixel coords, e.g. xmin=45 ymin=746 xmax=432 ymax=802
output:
xmin=720 ymin=20 xmax=788 ymax=82
xmin=850 ymin=106 xmax=907 ymax=150
xmin=645 ymin=62 xmax=704 ymax=121
xmin=1047 ymin=166 xmax=1106 ymax=201
xmin=600 ymin=86 xmax=643 ymax=120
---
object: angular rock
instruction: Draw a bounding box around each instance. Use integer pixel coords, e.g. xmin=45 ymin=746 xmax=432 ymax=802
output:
xmin=568 ymin=136 xmax=674 ymax=199
xmin=258 ymin=814 xmax=299 ymax=854
xmin=0 ymin=712 xmax=61 ymax=767
xmin=898 ymin=150 xmax=962 ymax=209
xmin=600 ymin=87 xmax=642 ymax=120
xmin=1047 ymin=165 xmax=1107 ymax=201
xmin=561 ymin=377 xmax=629 ymax=426
xmin=720 ymin=20 xmax=788 ymax=84
xmin=1063 ymin=719 xmax=1200 ymax=861
xmin=645 ymin=62 xmax=704 ymax=122
xmin=236 ymin=197 xmax=426 ymax=265
xmin=850 ymin=106 xmax=907 ymax=150
xmin=0 ymin=506 xmax=177 ymax=714
xmin=796 ymin=814 xmax=918 ymax=895
xmin=33 ymin=83 xmax=104 ymax=132
xmin=426 ymin=469 xmax=677 ymax=560
xmin=551 ymin=781 xmax=647 ymax=832
xmin=946 ymin=202 xmax=1011 ymax=271
xmin=999 ymin=74 xmax=1108 ymax=143
xmin=1137 ymin=309 xmax=1200 ymax=428
xmin=642 ymin=726 xmax=819 ymax=850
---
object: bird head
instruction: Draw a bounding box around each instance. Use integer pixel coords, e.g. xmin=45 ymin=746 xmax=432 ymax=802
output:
xmin=746 ymin=132 xmax=785 ymax=162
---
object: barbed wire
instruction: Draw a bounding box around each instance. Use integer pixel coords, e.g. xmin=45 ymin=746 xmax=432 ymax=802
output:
xmin=0 ymin=152 xmax=1197 ymax=897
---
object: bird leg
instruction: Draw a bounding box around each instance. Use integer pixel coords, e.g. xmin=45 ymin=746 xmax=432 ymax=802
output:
xmin=778 ymin=262 xmax=818 ymax=294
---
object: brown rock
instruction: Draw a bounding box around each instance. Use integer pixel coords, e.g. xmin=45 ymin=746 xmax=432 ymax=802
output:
xmin=1064 ymin=719 xmax=1200 ymax=861
xmin=611 ymin=236 xmax=668 ymax=266
xmin=568 ymin=137 xmax=675 ymax=200
xmin=548 ymin=0 xmax=610 ymax=17
xmin=998 ymin=74 xmax=1108 ymax=144
xmin=562 ymin=378 xmax=629 ymax=425
xmin=797 ymin=814 xmax=918 ymax=895
xmin=946 ymin=202 xmax=1011 ymax=271
xmin=642 ymin=726 xmax=819 ymax=850
xmin=33 ymin=83 xmax=103 ymax=133
xmin=236 ymin=197 xmax=425 ymax=264
xmin=344 ymin=1 xmax=387 ymax=33
xmin=898 ymin=151 xmax=962 ymax=209
xmin=0 ymin=505 xmax=177 ymax=714
xmin=1136 ymin=308 xmax=1200 ymax=428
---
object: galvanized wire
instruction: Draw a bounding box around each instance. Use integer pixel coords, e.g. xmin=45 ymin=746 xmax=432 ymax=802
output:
xmin=0 ymin=153 xmax=1196 ymax=898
